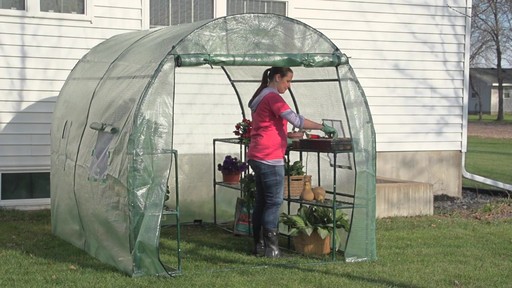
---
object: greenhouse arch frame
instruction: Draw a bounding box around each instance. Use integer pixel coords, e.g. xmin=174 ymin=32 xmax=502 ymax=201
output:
xmin=50 ymin=13 xmax=376 ymax=277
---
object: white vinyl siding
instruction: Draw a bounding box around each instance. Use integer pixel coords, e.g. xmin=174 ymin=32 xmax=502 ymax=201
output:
xmin=173 ymin=67 xmax=240 ymax=154
xmin=289 ymin=0 xmax=469 ymax=152
xmin=0 ymin=0 xmax=471 ymax=168
xmin=0 ymin=0 xmax=144 ymax=171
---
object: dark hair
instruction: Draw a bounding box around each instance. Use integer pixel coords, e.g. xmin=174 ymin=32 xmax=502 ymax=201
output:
xmin=249 ymin=67 xmax=293 ymax=106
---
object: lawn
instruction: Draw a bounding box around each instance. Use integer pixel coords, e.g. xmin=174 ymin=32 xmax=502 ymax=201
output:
xmin=464 ymin=137 xmax=512 ymax=186
xmin=1 ymin=116 xmax=511 ymax=287
xmin=467 ymin=113 xmax=512 ymax=123
xmin=464 ymin=113 xmax=512 ymax=190
xmin=1 ymin=208 xmax=511 ymax=288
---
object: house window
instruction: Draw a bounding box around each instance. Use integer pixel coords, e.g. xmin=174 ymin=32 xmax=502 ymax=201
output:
xmin=471 ymin=92 xmax=477 ymax=98
xmin=505 ymin=88 xmax=511 ymax=99
xmin=227 ymin=0 xmax=287 ymax=15
xmin=0 ymin=0 xmax=25 ymax=10
xmin=1 ymin=173 xmax=50 ymax=200
xmin=150 ymin=0 xmax=214 ymax=27
xmin=40 ymin=0 xmax=85 ymax=14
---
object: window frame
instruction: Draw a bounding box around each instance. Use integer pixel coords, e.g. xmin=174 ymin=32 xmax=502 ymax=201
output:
xmin=40 ymin=0 xmax=85 ymax=15
xmin=504 ymin=87 xmax=511 ymax=99
xmin=0 ymin=0 xmax=92 ymax=22
xmin=0 ymin=171 xmax=51 ymax=208
xmin=0 ymin=0 xmax=25 ymax=10
xmin=226 ymin=0 xmax=287 ymax=16
xmin=150 ymin=0 xmax=215 ymax=28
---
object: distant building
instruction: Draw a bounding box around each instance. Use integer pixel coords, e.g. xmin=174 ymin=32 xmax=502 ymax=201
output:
xmin=469 ymin=68 xmax=512 ymax=114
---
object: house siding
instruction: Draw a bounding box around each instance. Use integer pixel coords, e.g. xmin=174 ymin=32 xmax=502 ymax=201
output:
xmin=0 ymin=0 xmax=144 ymax=171
xmin=0 ymin=1 xmax=471 ymax=201
xmin=290 ymin=0 xmax=469 ymax=152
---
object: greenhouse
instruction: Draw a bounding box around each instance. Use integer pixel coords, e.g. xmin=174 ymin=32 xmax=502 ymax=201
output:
xmin=50 ymin=13 xmax=376 ymax=277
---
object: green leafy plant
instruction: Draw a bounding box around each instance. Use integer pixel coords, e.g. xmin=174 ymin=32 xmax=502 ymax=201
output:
xmin=240 ymin=173 xmax=256 ymax=207
xmin=280 ymin=203 xmax=350 ymax=251
xmin=285 ymin=160 xmax=305 ymax=176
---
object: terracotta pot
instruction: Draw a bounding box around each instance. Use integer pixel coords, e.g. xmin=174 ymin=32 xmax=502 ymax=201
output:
xmin=222 ymin=172 xmax=241 ymax=184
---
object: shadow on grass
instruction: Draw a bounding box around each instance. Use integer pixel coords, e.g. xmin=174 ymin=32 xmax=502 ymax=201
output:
xmin=159 ymin=224 xmax=419 ymax=288
xmin=2 ymin=210 xmax=418 ymax=287
xmin=0 ymin=209 xmax=121 ymax=275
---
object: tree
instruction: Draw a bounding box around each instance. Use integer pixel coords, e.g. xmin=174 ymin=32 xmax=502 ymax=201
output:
xmin=470 ymin=0 xmax=512 ymax=121
xmin=469 ymin=73 xmax=484 ymax=120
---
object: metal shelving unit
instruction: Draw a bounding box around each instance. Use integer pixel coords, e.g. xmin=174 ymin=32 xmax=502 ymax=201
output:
xmin=284 ymin=142 xmax=355 ymax=260
xmin=212 ymin=138 xmax=247 ymax=226
xmin=212 ymin=137 xmax=358 ymax=261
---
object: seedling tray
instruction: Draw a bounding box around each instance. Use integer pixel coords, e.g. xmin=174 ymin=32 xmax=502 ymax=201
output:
xmin=297 ymin=138 xmax=352 ymax=152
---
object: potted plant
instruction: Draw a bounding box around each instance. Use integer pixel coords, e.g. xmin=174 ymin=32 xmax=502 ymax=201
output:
xmin=240 ymin=173 xmax=256 ymax=207
xmin=217 ymin=155 xmax=248 ymax=184
xmin=280 ymin=203 xmax=350 ymax=255
xmin=233 ymin=118 xmax=252 ymax=145
xmin=283 ymin=160 xmax=306 ymax=198
xmin=285 ymin=160 xmax=305 ymax=176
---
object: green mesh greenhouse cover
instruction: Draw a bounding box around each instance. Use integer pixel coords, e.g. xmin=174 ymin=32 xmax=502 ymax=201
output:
xmin=50 ymin=13 xmax=376 ymax=277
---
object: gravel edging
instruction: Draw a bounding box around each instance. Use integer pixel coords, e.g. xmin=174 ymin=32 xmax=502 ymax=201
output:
xmin=434 ymin=189 xmax=512 ymax=219
xmin=434 ymin=122 xmax=512 ymax=219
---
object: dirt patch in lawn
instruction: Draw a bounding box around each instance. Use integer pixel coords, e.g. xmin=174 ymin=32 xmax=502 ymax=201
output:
xmin=468 ymin=121 xmax=512 ymax=139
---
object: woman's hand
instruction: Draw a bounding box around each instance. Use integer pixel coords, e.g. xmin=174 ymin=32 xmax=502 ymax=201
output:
xmin=321 ymin=123 xmax=337 ymax=138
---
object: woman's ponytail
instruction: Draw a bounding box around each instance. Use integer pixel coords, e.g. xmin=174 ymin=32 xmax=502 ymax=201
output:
xmin=249 ymin=68 xmax=271 ymax=106
xmin=248 ymin=67 xmax=293 ymax=107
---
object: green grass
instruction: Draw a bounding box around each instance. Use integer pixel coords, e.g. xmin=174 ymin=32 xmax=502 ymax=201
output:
xmin=2 ymin=122 xmax=511 ymax=287
xmin=464 ymin=136 xmax=512 ymax=188
xmin=464 ymin=114 xmax=512 ymax=190
xmin=1 ymin=209 xmax=511 ymax=287
xmin=468 ymin=113 xmax=512 ymax=122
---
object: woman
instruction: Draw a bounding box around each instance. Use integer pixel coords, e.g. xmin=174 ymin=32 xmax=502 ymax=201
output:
xmin=247 ymin=67 xmax=337 ymax=257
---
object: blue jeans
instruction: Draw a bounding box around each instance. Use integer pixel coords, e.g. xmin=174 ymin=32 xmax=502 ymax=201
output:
xmin=248 ymin=160 xmax=284 ymax=231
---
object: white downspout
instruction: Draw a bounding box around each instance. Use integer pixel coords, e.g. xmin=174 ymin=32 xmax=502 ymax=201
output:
xmin=461 ymin=0 xmax=512 ymax=192
xmin=462 ymin=158 xmax=512 ymax=191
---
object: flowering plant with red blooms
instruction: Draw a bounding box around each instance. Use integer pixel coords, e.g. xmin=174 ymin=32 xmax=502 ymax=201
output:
xmin=233 ymin=118 xmax=252 ymax=145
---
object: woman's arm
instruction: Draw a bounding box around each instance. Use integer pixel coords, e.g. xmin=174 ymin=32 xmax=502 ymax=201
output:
xmin=281 ymin=110 xmax=336 ymax=136
xmin=302 ymin=118 xmax=323 ymax=130
xmin=281 ymin=110 xmax=322 ymax=130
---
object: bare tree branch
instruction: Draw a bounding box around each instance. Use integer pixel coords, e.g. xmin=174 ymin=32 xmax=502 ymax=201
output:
xmin=471 ymin=0 xmax=512 ymax=120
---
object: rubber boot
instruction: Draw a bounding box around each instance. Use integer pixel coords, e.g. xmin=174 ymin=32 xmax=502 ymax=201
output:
xmin=252 ymin=227 xmax=265 ymax=257
xmin=263 ymin=228 xmax=281 ymax=258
